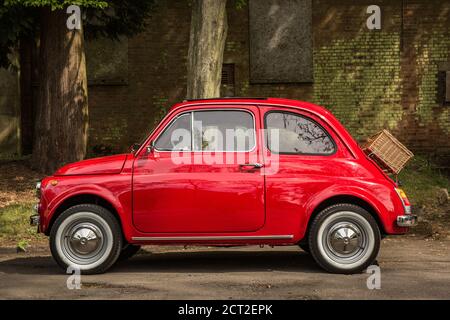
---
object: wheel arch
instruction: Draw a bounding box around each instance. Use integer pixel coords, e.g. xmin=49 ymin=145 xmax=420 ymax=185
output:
xmin=302 ymin=194 xmax=386 ymax=243
xmin=46 ymin=193 xmax=124 ymax=238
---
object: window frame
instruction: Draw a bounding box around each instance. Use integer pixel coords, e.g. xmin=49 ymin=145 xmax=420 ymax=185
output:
xmin=263 ymin=110 xmax=337 ymax=156
xmin=154 ymin=109 xmax=257 ymax=153
xmin=154 ymin=112 xmax=192 ymax=152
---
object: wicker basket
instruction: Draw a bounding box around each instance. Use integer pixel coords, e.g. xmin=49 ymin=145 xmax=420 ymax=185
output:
xmin=362 ymin=130 xmax=414 ymax=174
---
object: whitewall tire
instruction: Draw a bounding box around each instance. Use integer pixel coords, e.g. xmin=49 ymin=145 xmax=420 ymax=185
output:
xmin=308 ymin=203 xmax=381 ymax=274
xmin=50 ymin=204 xmax=122 ymax=274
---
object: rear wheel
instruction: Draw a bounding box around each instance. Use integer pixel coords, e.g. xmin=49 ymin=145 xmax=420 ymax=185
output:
xmin=308 ymin=203 xmax=380 ymax=274
xmin=50 ymin=204 xmax=122 ymax=274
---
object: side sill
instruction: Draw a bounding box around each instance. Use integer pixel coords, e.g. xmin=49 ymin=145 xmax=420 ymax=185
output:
xmin=132 ymin=235 xmax=294 ymax=241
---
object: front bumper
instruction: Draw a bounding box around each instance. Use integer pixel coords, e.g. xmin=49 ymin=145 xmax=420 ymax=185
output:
xmin=30 ymin=203 xmax=40 ymax=227
xmin=30 ymin=214 xmax=40 ymax=226
xmin=396 ymin=215 xmax=418 ymax=227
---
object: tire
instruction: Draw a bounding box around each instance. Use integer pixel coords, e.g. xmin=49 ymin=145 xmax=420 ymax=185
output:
xmin=308 ymin=203 xmax=380 ymax=274
xmin=50 ymin=204 xmax=123 ymax=274
xmin=118 ymin=244 xmax=141 ymax=262
xmin=299 ymin=242 xmax=310 ymax=254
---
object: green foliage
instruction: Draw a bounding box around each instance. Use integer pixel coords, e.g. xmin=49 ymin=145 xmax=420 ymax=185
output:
xmin=0 ymin=0 xmax=156 ymax=68
xmin=398 ymin=156 xmax=449 ymax=207
xmin=0 ymin=4 xmax=37 ymax=68
xmin=84 ymin=0 xmax=156 ymax=40
xmin=234 ymin=0 xmax=247 ymax=10
xmin=17 ymin=239 xmax=28 ymax=251
xmin=4 ymin=0 xmax=108 ymax=10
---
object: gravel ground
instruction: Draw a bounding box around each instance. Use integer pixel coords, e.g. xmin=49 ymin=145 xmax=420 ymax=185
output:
xmin=0 ymin=237 xmax=449 ymax=300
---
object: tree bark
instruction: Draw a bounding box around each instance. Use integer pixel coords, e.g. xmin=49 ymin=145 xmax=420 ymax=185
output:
xmin=186 ymin=0 xmax=228 ymax=99
xmin=19 ymin=36 xmax=35 ymax=155
xmin=33 ymin=7 xmax=88 ymax=173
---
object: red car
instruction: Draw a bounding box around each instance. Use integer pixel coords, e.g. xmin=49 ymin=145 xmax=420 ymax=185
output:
xmin=31 ymin=98 xmax=417 ymax=274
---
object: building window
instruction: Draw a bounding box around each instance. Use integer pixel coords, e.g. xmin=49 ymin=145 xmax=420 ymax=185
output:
xmin=221 ymin=63 xmax=235 ymax=97
xmin=249 ymin=0 xmax=313 ymax=83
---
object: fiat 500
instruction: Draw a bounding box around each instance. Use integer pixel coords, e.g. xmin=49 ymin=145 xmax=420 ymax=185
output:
xmin=31 ymin=98 xmax=417 ymax=274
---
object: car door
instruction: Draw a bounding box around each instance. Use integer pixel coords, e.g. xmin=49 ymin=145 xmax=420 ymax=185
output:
xmin=132 ymin=105 xmax=265 ymax=233
xmin=261 ymin=107 xmax=347 ymax=235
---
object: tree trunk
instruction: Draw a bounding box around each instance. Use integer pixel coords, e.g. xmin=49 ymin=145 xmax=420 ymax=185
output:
xmin=33 ymin=7 xmax=88 ymax=173
xmin=186 ymin=0 xmax=228 ymax=99
xmin=19 ymin=36 xmax=35 ymax=155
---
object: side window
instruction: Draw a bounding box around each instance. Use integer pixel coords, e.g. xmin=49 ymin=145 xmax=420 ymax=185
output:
xmin=155 ymin=113 xmax=192 ymax=151
xmin=265 ymin=112 xmax=335 ymax=155
xmin=193 ymin=110 xmax=255 ymax=151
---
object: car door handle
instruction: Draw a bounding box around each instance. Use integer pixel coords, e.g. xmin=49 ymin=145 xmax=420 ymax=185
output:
xmin=239 ymin=163 xmax=264 ymax=169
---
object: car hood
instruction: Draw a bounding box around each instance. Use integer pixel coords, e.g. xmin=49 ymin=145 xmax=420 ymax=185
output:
xmin=54 ymin=154 xmax=129 ymax=176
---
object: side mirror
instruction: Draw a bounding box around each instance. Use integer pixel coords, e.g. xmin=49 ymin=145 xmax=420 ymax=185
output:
xmin=130 ymin=143 xmax=141 ymax=153
xmin=146 ymin=141 xmax=155 ymax=154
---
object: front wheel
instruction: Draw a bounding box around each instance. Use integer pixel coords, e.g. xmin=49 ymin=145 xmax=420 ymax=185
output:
xmin=308 ymin=204 xmax=380 ymax=274
xmin=50 ymin=204 xmax=123 ymax=274
xmin=299 ymin=242 xmax=310 ymax=254
xmin=118 ymin=244 xmax=141 ymax=262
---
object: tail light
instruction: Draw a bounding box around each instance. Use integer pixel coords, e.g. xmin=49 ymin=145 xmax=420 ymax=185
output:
xmin=395 ymin=187 xmax=411 ymax=214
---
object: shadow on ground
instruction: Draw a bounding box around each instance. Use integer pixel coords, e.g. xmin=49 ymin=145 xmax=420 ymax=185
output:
xmin=0 ymin=250 xmax=320 ymax=275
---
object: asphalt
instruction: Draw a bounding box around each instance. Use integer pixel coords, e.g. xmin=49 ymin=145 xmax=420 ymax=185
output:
xmin=0 ymin=237 xmax=449 ymax=299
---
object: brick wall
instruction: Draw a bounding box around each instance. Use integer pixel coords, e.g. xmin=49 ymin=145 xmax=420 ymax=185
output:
xmin=87 ymin=0 xmax=450 ymax=165
xmin=1 ymin=0 xmax=449 ymax=167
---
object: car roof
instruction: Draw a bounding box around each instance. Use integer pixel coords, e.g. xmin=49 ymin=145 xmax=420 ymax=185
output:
xmin=169 ymin=97 xmax=332 ymax=117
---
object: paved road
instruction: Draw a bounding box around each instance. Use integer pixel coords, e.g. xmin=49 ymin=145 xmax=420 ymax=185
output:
xmin=0 ymin=237 xmax=449 ymax=299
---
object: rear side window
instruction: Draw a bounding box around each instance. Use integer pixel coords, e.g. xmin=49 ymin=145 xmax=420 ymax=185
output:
xmin=265 ymin=111 xmax=335 ymax=155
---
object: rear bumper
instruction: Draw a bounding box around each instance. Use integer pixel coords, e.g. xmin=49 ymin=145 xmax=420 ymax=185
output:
xmin=396 ymin=215 xmax=418 ymax=227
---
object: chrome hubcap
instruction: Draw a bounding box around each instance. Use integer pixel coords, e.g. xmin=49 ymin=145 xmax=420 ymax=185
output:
xmin=61 ymin=220 xmax=107 ymax=265
xmin=321 ymin=214 xmax=370 ymax=265
xmin=328 ymin=223 xmax=362 ymax=255
xmin=69 ymin=225 xmax=102 ymax=255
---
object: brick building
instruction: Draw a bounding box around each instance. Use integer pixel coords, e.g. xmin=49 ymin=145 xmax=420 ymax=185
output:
xmin=0 ymin=0 xmax=449 ymax=167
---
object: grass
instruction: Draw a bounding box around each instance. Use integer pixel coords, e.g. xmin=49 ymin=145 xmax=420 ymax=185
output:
xmin=397 ymin=156 xmax=449 ymax=207
xmin=0 ymin=202 xmax=46 ymax=247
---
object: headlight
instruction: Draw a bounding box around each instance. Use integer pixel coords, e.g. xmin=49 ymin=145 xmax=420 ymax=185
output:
xmin=36 ymin=181 xmax=41 ymax=199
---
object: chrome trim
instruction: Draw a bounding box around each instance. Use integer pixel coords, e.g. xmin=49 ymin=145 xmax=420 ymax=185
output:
xmin=35 ymin=181 xmax=41 ymax=199
xmin=30 ymin=214 xmax=40 ymax=226
xmin=397 ymin=215 xmax=418 ymax=227
xmin=132 ymin=235 xmax=294 ymax=241
xmin=239 ymin=163 xmax=264 ymax=169
xmin=404 ymin=206 xmax=412 ymax=215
